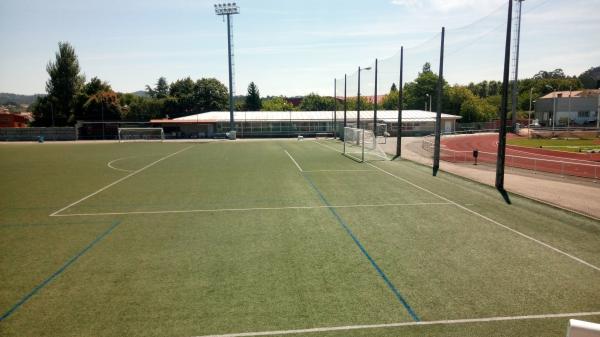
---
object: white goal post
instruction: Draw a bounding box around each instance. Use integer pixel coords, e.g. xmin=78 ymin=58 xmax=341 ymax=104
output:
xmin=343 ymin=127 xmax=389 ymax=162
xmin=118 ymin=128 xmax=165 ymax=142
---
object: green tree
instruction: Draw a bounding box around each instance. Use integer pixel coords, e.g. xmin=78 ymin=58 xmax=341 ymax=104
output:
xmin=261 ymin=96 xmax=295 ymax=111
xmin=299 ymin=93 xmax=334 ymax=111
xmin=381 ymin=91 xmax=399 ymax=110
xmin=31 ymin=96 xmax=56 ymax=126
xmin=390 ymin=83 xmax=398 ymax=93
xmin=168 ymin=77 xmax=196 ymax=116
xmin=534 ymin=69 xmax=566 ymax=79
xmin=169 ymin=77 xmax=195 ymax=97
xmin=146 ymin=77 xmax=169 ymax=99
xmin=193 ymin=78 xmax=228 ymax=112
xmin=73 ymin=77 xmax=113 ymax=122
xmin=42 ymin=41 xmax=85 ymax=125
xmin=346 ymin=96 xmax=373 ymax=111
xmin=123 ymin=97 xmax=165 ymax=121
xmin=578 ymin=66 xmax=600 ymax=89
xmin=403 ymin=63 xmax=446 ymax=111
xmin=245 ymin=82 xmax=262 ymax=111
xmin=81 ymin=91 xmax=122 ymax=121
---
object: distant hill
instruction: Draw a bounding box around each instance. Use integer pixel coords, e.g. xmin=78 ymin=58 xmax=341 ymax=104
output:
xmin=0 ymin=93 xmax=44 ymax=106
xmin=130 ymin=90 xmax=149 ymax=97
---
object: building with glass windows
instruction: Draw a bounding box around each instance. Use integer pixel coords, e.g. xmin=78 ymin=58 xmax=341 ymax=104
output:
xmin=150 ymin=110 xmax=461 ymax=139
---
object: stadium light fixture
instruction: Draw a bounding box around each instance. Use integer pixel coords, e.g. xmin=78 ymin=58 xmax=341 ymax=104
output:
xmin=214 ymin=2 xmax=240 ymax=137
xmin=214 ymin=2 xmax=239 ymax=15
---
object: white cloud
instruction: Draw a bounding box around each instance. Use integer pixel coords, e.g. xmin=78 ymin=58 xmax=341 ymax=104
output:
xmin=391 ymin=0 xmax=505 ymax=13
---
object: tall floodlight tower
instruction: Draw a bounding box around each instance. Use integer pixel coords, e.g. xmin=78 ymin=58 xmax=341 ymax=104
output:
xmin=511 ymin=0 xmax=524 ymax=130
xmin=214 ymin=2 xmax=240 ymax=136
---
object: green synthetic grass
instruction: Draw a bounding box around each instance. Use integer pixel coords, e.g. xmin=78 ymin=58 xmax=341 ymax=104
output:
xmin=1 ymin=140 xmax=599 ymax=337
xmin=508 ymin=138 xmax=600 ymax=152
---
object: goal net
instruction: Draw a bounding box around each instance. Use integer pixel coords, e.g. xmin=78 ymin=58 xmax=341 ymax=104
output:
xmin=315 ymin=132 xmax=334 ymax=140
xmin=118 ymin=128 xmax=165 ymax=142
xmin=343 ymin=127 xmax=389 ymax=162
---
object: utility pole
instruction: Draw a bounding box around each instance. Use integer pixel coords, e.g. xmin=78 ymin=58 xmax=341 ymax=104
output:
xmin=214 ymin=2 xmax=240 ymax=138
xmin=528 ymin=87 xmax=533 ymax=138
xmin=568 ymin=85 xmax=572 ymax=131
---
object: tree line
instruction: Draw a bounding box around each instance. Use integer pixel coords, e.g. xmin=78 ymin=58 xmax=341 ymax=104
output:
xmin=31 ymin=42 xmax=598 ymax=126
xmin=32 ymin=42 xmax=230 ymax=126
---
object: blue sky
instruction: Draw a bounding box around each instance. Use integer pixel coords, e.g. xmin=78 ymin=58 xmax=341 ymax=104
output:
xmin=1 ymin=0 xmax=598 ymax=96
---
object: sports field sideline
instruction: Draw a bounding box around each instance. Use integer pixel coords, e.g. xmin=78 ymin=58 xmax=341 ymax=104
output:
xmin=1 ymin=139 xmax=599 ymax=337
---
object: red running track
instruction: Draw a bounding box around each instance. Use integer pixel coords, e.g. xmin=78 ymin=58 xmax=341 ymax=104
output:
xmin=439 ymin=133 xmax=600 ymax=179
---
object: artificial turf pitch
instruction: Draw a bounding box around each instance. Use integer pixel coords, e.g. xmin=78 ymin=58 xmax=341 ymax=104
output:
xmin=0 ymin=139 xmax=599 ymax=337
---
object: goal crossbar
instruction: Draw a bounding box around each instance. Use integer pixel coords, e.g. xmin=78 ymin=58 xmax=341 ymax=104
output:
xmin=118 ymin=128 xmax=165 ymax=142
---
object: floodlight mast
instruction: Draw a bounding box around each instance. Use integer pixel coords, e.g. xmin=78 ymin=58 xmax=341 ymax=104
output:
xmin=214 ymin=3 xmax=240 ymax=135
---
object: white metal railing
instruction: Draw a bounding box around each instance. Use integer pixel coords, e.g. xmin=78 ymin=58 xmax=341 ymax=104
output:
xmin=421 ymin=139 xmax=600 ymax=179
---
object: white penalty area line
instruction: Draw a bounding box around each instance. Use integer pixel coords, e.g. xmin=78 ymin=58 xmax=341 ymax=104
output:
xmin=284 ymin=150 xmax=303 ymax=172
xmin=50 ymin=145 xmax=194 ymax=217
xmin=312 ymin=139 xmax=600 ymax=273
xmin=193 ymin=311 xmax=600 ymax=337
xmin=50 ymin=202 xmax=452 ymax=217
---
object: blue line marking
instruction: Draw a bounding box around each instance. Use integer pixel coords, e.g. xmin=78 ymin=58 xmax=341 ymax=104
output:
xmin=0 ymin=220 xmax=122 ymax=322
xmin=301 ymin=171 xmax=420 ymax=322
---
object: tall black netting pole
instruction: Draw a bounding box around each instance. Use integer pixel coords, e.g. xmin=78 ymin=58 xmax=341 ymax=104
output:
xmin=433 ymin=27 xmax=445 ymax=176
xmin=333 ymin=79 xmax=337 ymax=138
xmin=496 ymin=0 xmax=513 ymax=191
xmin=374 ymin=58 xmax=378 ymax=131
xmin=343 ymin=74 xmax=347 ymax=128
xmin=396 ymin=47 xmax=403 ymax=159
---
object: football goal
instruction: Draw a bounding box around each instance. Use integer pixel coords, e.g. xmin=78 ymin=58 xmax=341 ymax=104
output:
xmin=118 ymin=128 xmax=165 ymax=142
xmin=315 ymin=132 xmax=334 ymax=139
xmin=343 ymin=127 xmax=389 ymax=162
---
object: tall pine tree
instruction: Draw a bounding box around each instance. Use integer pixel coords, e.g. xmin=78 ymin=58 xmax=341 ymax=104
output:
xmin=42 ymin=42 xmax=85 ymax=125
xmin=245 ymin=82 xmax=261 ymax=111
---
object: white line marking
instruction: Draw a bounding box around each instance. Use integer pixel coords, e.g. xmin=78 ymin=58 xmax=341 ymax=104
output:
xmin=49 ymin=202 xmax=451 ymax=217
xmin=313 ymin=140 xmax=343 ymax=153
xmin=107 ymin=157 xmax=135 ymax=173
xmin=303 ymin=169 xmax=374 ymax=173
xmin=284 ymin=150 xmax=303 ymax=172
xmin=366 ymin=162 xmax=600 ymax=273
xmin=50 ymin=146 xmax=194 ymax=216
xmin=193 ymin=311 xmax=600 ymax=337
xmin=107 ymin=154 xmax=164 ymax=173
xmin=314 ymin=139 xmax=600 ymax=272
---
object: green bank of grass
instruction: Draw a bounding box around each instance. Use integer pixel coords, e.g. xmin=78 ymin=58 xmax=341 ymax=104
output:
xmin=508 ymin=137 xmax=600 ymax=152
xmin=1 ymin=140 xmax=599 ymax=337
